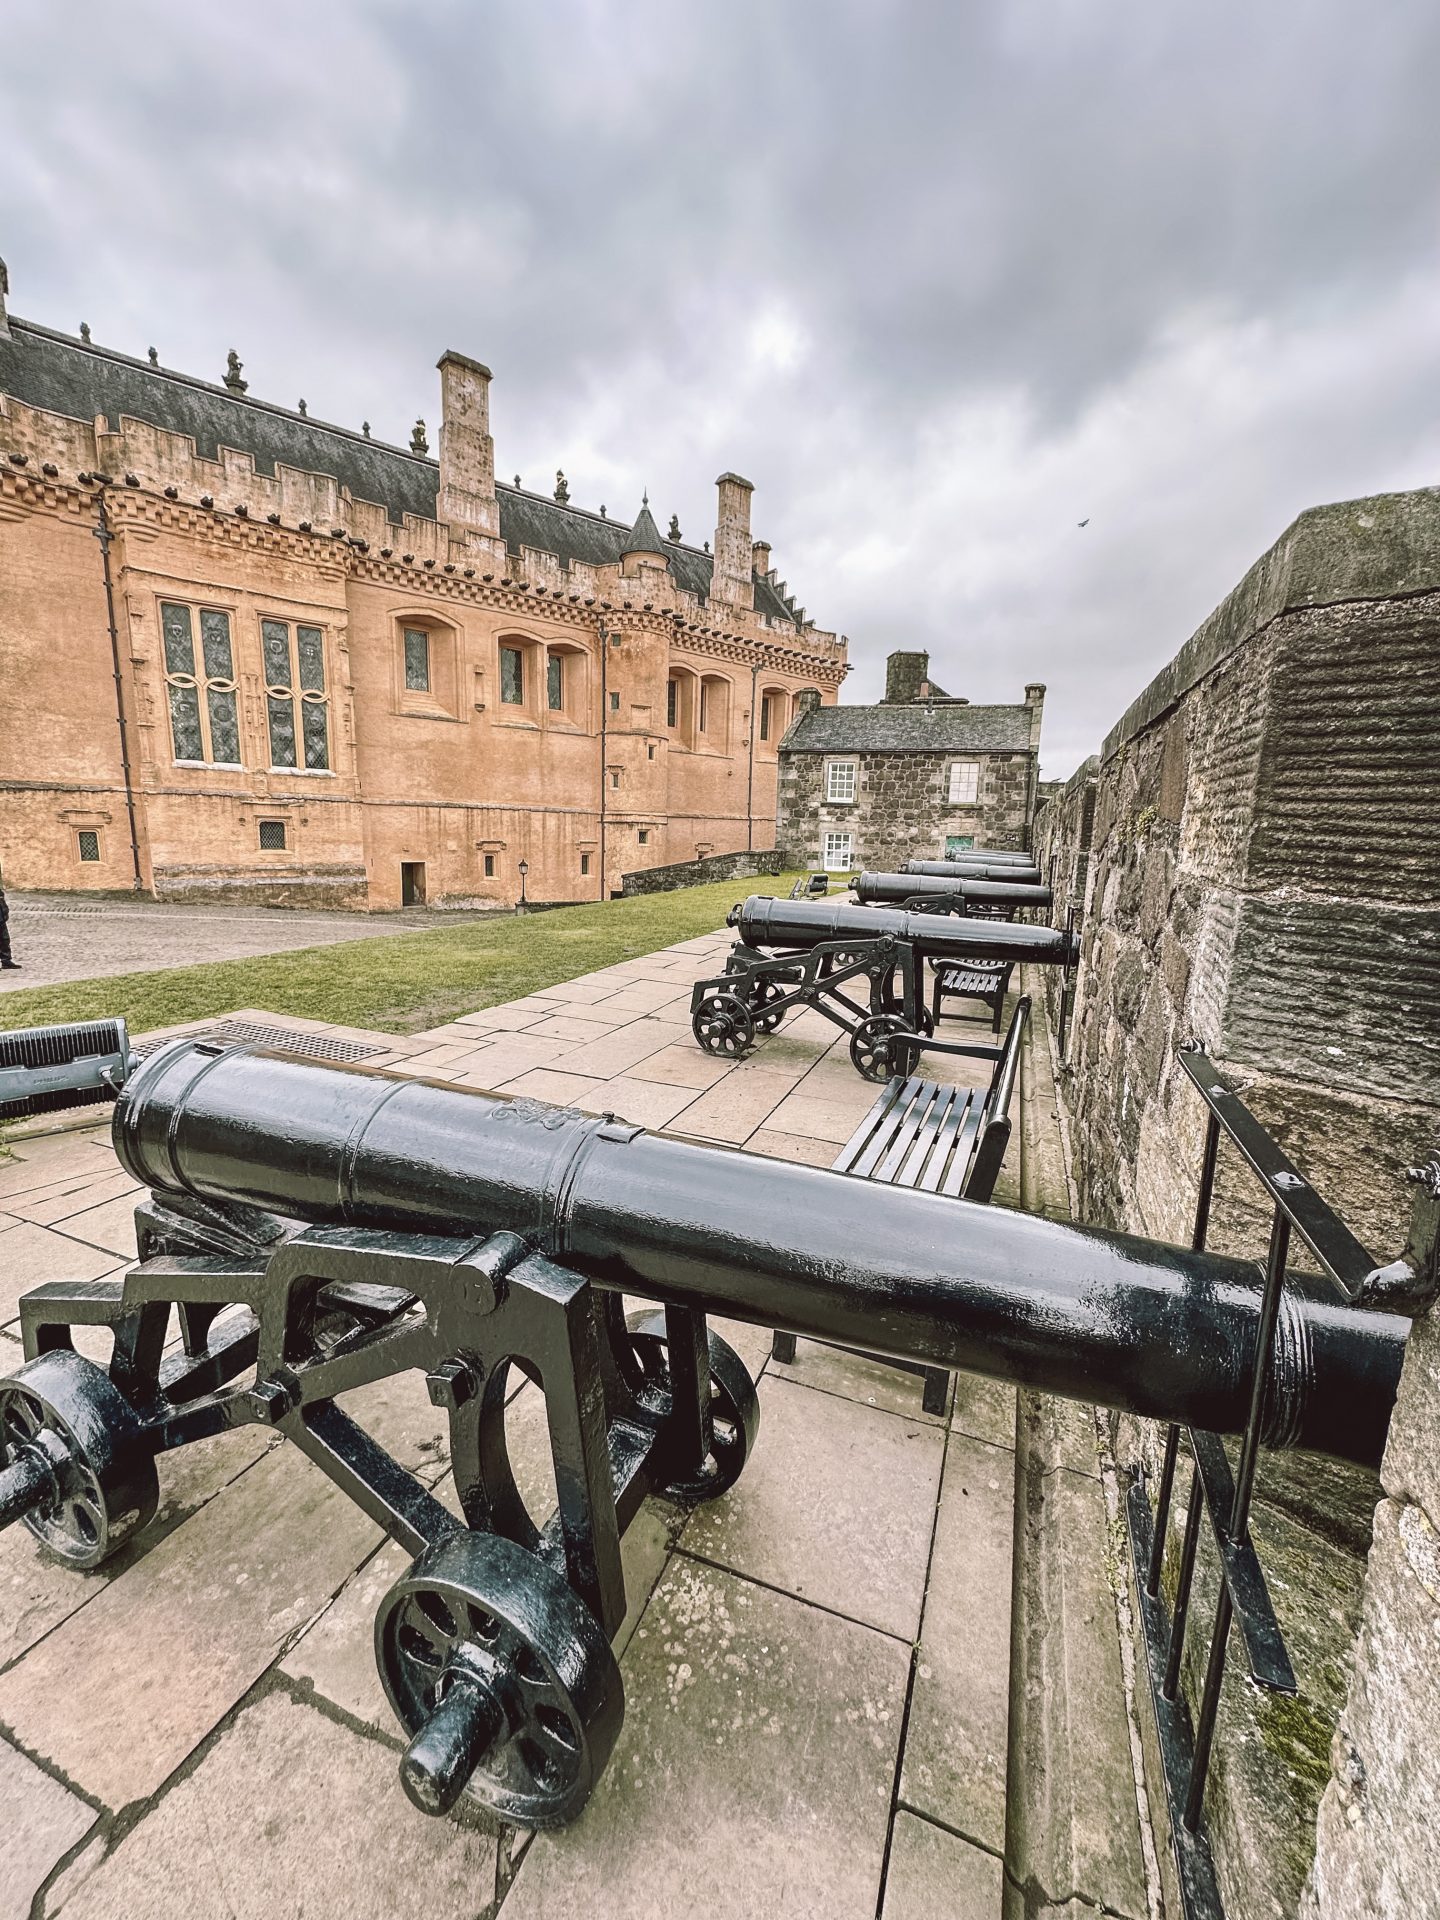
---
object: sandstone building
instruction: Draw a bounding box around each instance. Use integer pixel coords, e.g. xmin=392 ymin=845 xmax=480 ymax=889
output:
xmin=0 ymin=264 xmax=846 ymax=909
xmin=775 ymin=649 xmax=1044 ymax=871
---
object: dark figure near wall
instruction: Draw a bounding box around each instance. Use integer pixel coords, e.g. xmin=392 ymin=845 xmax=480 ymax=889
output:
xmin=0 ymin=878 xmax=19 ymax=969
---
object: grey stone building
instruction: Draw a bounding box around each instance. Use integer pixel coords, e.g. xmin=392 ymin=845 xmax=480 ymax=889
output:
xmin=775 ymin=650 xmax=1045 ymax=871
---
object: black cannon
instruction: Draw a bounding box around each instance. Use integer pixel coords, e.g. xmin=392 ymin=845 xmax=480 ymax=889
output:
xmin=691 ymin=894 xmax=1078 ymax=1079
xmin=0 ymin=1041 xmax=1410 ymax=1834
xmin=905 ymin=857 xmax=1044 ymax=886
xmin=853 ymin=870 xmax=1053 ymax=915
xmin=925 ymin=845 xmax=1034 ymax=865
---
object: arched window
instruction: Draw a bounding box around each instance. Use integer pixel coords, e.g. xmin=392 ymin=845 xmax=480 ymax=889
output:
xmin=395 ymin=613 xmax=461 ymax=719
xmin=698 ymin=673 xmax=732 ymax=752
xmin=666 ymin=666 xmax=699 ymax=749
xmin=757 ymin=685 xmax=789 ymax=754
xmin=544 ymin=639 xmax=590 ymax=724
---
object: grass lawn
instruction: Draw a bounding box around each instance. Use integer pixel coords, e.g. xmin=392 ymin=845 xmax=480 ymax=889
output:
xmin=0 ymin=875 xmax=802 ymax=1039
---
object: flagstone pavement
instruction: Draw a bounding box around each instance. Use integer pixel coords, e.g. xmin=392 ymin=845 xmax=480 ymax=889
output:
xmin=0 ymin=925 xmax=1057 ymax=1920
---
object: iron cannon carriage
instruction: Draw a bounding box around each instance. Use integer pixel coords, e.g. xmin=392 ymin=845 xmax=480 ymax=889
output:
xmin=690 ymin=893 xmax=1078 ymax=1078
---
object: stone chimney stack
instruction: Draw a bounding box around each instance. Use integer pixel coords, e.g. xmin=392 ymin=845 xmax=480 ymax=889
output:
xmin=751 ymin=539 xmax=772 ymax=578
xmin=794 ymin=687 xmax=823 ymax=716
xmin=0 ymin=257 xmax=10 ymax=339
xmin=1024 ymin=682 xmax=1046 ymax=750
xmin=884 ymin=650 xmax=930 ymax=704
xmin=711 ymin=472 xmax=755 ymax=608
xmin=435 ymin=351 xmax=499 ymax=538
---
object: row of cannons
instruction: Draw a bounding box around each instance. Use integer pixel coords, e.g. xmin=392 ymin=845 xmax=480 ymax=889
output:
xmin=0 ymin=853 xmax=1431 ymax=1888
xmin=688 ymin=846 xmax=1073 ymax=1081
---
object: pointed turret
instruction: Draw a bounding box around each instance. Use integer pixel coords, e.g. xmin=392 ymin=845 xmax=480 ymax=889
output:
xmin=620 ymin=492 xmax=667 ymax=560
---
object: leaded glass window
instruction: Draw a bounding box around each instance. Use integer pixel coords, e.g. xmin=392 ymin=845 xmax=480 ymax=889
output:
xmin=547 ymin=653 xmax=564 ymax=711
xmin=500 ymin=646 xmax=524 ymax=705
xmin=263 ymin=619 xmax=329 ymax=771
xmin=403 ymin=628 xmax=430 ymax=692
xmin=161 ymin=601 xmax=239 ymax=764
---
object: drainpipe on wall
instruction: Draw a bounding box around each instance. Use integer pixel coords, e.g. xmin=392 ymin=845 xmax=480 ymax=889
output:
xmin=597 ymin=619 xmax=609 ymax=900
xmin=92 ymin=480 xmax=145 ymax=893
xmin=747 ymin=662 xmax=759 ymax=851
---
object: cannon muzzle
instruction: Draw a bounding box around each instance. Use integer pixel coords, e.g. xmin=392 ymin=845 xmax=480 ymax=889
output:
xmin=113 ymin=1042 xmax=1405 ymax=1468
xmin=854 ymin=871 xmax=1053 ymax=911
xmin=728 ymin=895 xmax=1078 ymax=966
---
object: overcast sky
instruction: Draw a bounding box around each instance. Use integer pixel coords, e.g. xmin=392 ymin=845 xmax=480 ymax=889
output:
xmin=5 ymin=2 xmax=1438 ymax=776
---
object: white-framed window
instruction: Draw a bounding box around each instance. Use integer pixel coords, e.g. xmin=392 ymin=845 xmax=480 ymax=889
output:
xmin=947 ymin=760 xmax=979 ymax=804
xmin=823 ymin=831 xmax=854 ymax=871
xmin=825 ymin=759 xmax=857 ymax=803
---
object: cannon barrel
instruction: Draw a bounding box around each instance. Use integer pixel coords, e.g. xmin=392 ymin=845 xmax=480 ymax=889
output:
xmin=925 ymin=845 xmax=1034 ymax=865
xmin=729 ymin=895 xmax=1079 ymax=965
xmin=113 ymin=1043 xmax=1405 ymax=1468
xmin=905 ymin=858 xmax=1043 ymax=885
xmin=855 ymin=871 xmax=1053 ymax=911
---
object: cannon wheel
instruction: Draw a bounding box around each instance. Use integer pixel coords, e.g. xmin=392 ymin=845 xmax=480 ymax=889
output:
xmin=873 ymin=970 xmax=934 ymax=1036
xmin=746 ymin=979 xmax=788 ymax=1034
xmin=692 ymin=991 xmax=756 ymax=1059
xmin=375 ymin=1532 xmax=624 ymax=1828
xmin=849 ymin=1013 xmax=920 ymax=1084
xmin=0 ymin=1351 xmax=158 ymax=1570
xmin=626 ymin=1312 xmax=760 ymax=1500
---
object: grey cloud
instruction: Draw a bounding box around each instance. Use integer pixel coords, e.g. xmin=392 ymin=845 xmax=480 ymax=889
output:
xmin=4 ymin=0 xmax=1438 ymax=774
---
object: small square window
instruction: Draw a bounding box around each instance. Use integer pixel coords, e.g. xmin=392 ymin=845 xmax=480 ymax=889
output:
xmin=948 ymin=761 xmax=980 ymax=805
xmin=547 ymin=653 xmax=564 ymax=711
xmin=610 ymin=769 xmax=621 ymax=789
xmin=403 ymin=628 xmax=430 ymax=692
xmin=638 ymin=829 xmax=649 ymax=846
xmin=259 ymin=819 xmax=287 ymax=851
xmin=825 ymin=761 xmax=857 ymax=804
xmin=609 ymin=690 xmax=620 ymax=712
xmin=581 ymin=853 xmax=591 ymax=875
xmin=823 ymin=831 xmax=853 ymax=871
xmin=501 ymin=646 xmax=524 ymax=705
xmin=484 ymin=854 xmax=495 ymax=878
xmin=77 ymin=830 xmax=100 ymax=863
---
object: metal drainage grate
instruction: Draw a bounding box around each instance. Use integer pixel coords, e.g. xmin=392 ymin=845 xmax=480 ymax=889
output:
xmin=140 ymin=1020 xmax=388 ymax=1066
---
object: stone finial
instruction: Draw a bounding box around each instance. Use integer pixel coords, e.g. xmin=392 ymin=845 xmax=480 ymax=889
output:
xmin=362 ymin=421 xmax=371 ymax=438
xmin=668 ymin=514 xmax=681 ymax=542
xmin=704 ymin=539 xmax=709 ymax=552
xmin=298 ymin=398 xmax=307 ymax=416
xmin=223 ymin=349 xmax=247 ymax=393
xmin=554 ymin=470 xmax=570 ymax=504
xmin=514 ymin=474 xmax=522 ymax=488
xmin=410 ymin=418 xmax=429 ymax=454
xmin=599 ymin=505 xmax=607 ymax=518
xmin=80 ymin=322 xmax=92 ymax=343
xmin=148 ymin=346 xmax=159 ymax=366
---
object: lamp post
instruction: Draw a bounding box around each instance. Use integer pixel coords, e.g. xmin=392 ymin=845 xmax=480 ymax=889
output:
xmin=517 ymin=858 xmax=529 ymax=914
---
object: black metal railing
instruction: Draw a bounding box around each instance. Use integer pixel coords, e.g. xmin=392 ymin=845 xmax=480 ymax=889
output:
xmin=1124 ymin=1050 xmax=1382 ymax=1920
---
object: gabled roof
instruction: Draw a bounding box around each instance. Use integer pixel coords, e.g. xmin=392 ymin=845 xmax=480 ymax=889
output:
xmin=783 ymin=702 xmax=1035 ymax=754
xmin=0 ymin=316 xmax=803 ymax=623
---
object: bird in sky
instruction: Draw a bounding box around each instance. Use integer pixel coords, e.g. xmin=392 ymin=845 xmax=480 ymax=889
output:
xmin=1078 ymin=518 xmax=1090 ymax=528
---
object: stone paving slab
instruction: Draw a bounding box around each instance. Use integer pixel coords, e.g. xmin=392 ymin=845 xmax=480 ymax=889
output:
xmin=881 ymin=1811 xmax=1004 ymax=1920
xmin=0 ymin=1446 xmax=381 ymax=1810
xmin=680 ymin=1374 xmax=945 ymax=1640
xmin=498 ymin=1557 xmax=910 ymax=1920
xmin=900 ymin=1429 xmax=1015 ymax=1852
xmin=47 ymin=1690 xmax=502 ymax=1920
xmin=0 ymin=1733 xmax=96 ymax=1920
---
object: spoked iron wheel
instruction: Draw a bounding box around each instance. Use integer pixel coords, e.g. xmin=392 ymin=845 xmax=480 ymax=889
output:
xmin=0 ymin=1351 xmax=158 ymax=1569
xmin=376 ymin=1532 xmax=623 ymax=1827
xmin=872 ymin=971 xmax=933 ymax=1036
xmin=692 ymin=991 xmax=756 ymax=1059
xmin=849 ymin=1013 xmax=920 ymax=1084
xmin=625 ymin=1311 xmax=760 ymax=1499
xmin=746 ymin=980 xmax=788 ymax=1034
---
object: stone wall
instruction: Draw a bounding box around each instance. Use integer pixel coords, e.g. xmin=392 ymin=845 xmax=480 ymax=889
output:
xmin=778 ymin=748 xmax=1033 ymax=871
xmin=1034 ymin=484 xmax=1440 ymax=1919
xmin=618 ymin=847 xmax=783 ymax=896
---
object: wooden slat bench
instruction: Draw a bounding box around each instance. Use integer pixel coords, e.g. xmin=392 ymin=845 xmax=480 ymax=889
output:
xmin=931 ymin=957 xmax=1013 ymax=1034
xmin=771 ymin=994 xmax=1029 ymax=1413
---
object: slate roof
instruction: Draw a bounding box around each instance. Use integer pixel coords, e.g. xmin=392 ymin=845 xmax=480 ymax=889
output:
xmin=0 ymin=317 xmax=808 ymax=627
xmin=782 ymin=702 xmax=1035 ymax=754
